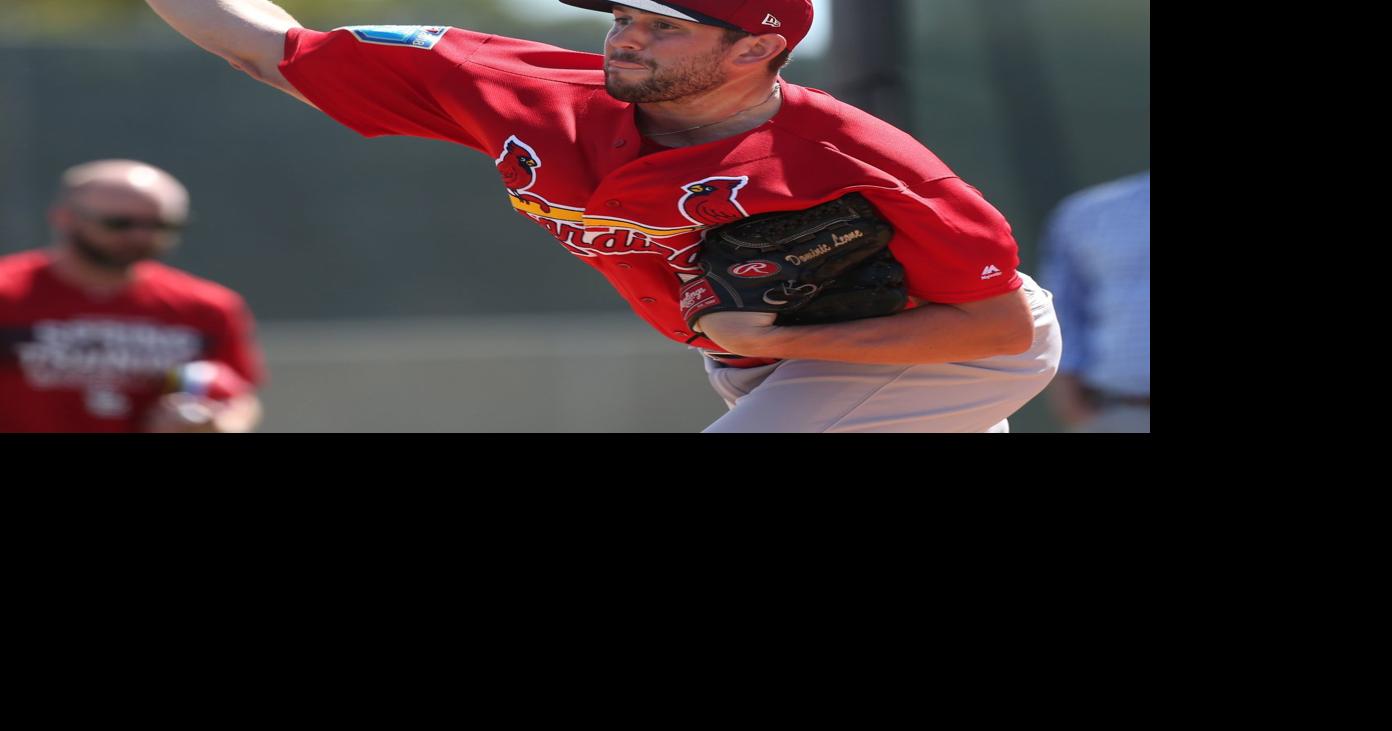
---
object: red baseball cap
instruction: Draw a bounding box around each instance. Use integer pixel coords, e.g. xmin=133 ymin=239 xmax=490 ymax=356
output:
xmin=560 ymin=1 xmax=815 ymax=52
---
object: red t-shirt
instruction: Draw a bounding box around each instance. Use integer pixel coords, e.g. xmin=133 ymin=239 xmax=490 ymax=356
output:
xmin=279 ymin=25 xmax=1022 ymax=351
xmin=0 ymin=250 xmax=265 ymax=432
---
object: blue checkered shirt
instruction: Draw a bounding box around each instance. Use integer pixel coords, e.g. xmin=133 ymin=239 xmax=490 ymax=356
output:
xmin=1039 ymin=172 xmax=1150 ymax=397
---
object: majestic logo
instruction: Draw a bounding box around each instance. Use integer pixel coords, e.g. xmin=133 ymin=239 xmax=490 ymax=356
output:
xmin=679 ymin=176 xmax=749 ymax=226
xmin=730 ymin=261 xmax=781 ymax=278
xmin=762 ymin=14 xmax=782 ymax=28
xmin=495 ymin=136 xmax=552 ymax=213
xmin=981 ymin=265 xmax=1003 ymax=280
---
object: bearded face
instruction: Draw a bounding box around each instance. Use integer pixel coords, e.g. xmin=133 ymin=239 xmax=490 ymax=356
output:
xmin=604 ymin=27 xmax=734 ymax=103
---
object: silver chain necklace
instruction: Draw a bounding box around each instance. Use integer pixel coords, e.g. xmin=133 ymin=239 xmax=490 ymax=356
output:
xmin=643 ymin=83 xmax=782 ymax=138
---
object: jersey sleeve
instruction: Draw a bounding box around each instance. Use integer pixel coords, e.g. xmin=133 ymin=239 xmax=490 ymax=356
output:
xmin=279 ymin=26 xmax=493 ymax=150
xmin=279 ymin=26 xmax=605 ymax=155
xmin=866 ymin=177 xmax=1024 ymax=304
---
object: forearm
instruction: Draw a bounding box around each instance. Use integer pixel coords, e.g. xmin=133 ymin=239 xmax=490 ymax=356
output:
xmin=777 ymin=304 xmax=1030 ymax=363
xmin=146 ymin=0 xmax=302 ymax=92
xmin=700 ymin=289 xmax=1036 ymax=365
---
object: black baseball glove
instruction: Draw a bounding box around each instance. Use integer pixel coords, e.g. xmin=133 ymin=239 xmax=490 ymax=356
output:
xmin=679 ymin=193 xmax=908 ymax=331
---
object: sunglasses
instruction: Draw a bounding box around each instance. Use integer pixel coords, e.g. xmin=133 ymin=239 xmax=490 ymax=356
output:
xmin=73 ymin=207 xmax=187 ymax=233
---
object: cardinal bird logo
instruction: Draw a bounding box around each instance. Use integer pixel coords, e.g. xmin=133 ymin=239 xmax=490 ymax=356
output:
xmin=495 ymin=136 xmax=551 ymax=213
xmin=678 ymin=176 xmax=750 ymax=226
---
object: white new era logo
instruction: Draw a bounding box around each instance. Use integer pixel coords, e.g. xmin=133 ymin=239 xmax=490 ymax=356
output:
xmin=981 ymin=265 xmax=1003 ymax=280
xmin=762 ymin=14 xmax=782 ymax=28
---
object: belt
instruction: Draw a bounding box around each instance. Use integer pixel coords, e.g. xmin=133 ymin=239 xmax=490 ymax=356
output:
xmin=705 ymin=352 xmax=783 ymax=369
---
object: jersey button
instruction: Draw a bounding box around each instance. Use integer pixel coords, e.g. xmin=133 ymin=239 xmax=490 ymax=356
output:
xmin=614 ymin=138 xmax=628 ymax=148
xmin=606 ymin=199 xmax=622 ymax=208
xmin=640 ymin=297 xmax=656 ymax=304
xmin=617 ymin=263 xmax=633 ymax=270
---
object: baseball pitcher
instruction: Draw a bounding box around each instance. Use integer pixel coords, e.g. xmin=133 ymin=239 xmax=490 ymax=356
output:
xmin=143 ymin=0 xmax=1063 ymax=432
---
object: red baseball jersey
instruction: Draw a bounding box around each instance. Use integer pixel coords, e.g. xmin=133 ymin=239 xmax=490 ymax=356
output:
xmin=279 ymin=25 xmax=1022 ymax=350
xmin=0 ymin=250 xmax=265 ymax=432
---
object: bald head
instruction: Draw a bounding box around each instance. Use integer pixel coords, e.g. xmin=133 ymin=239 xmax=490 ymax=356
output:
xmin=50 ymin=160 xmax=191 ymax=273
xmin=56 ymin=160 xmax=190 ymax=220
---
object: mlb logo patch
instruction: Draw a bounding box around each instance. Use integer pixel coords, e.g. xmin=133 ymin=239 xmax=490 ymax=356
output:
xmin=342 ymin=25 xmax=449 ymax=50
